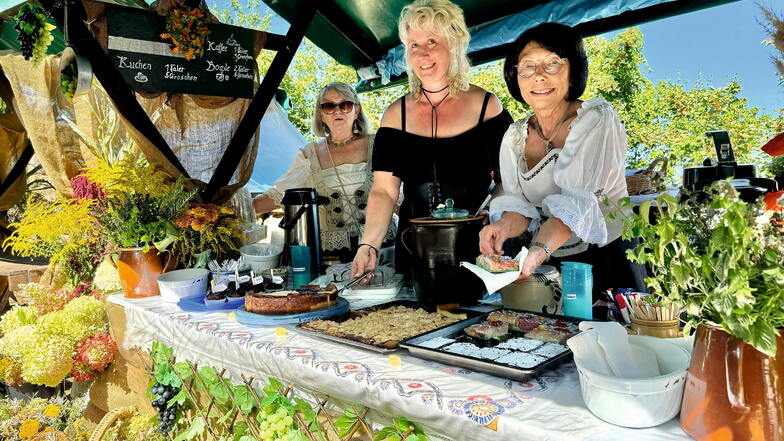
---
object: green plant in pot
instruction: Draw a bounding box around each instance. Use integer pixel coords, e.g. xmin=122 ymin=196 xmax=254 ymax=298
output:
xmin=84 ymin=154 xmax=196 ymax=298
xmin=616 ymin=181 xmax=784 ymax=441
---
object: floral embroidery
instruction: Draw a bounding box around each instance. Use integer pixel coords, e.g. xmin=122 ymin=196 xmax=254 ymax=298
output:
xmin=373 ymin=378 xmax=443 ymax=409
xmin=316 ymin=362 xmax=372 ymax=383
xmin=448 ymin=394 xmax=523 ymax=426
xmin=448 ymin=396 xmax=504 ymax=426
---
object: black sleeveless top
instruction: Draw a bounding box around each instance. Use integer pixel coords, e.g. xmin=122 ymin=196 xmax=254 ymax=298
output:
xmin=372 ymin=92 xmax=513 ymax=269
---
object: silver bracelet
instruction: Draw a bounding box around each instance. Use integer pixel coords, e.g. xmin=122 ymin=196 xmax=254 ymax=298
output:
xmin=530 ymin=241 xmax=552 ymax=261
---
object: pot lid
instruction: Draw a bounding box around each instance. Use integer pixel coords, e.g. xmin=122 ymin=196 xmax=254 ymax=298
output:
xmin=430 ymin=198 xmax=469 ymax=219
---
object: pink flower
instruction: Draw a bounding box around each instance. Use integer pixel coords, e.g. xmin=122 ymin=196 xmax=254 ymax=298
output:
xmin=70 ymin=174 xmax=105 ymax=201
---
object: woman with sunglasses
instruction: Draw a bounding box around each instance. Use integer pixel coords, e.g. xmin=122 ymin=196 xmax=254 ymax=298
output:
xmin=479 ymin=23 xmax=646 ymax=298
xmin=351 ymin=0 xmax=513 ymax=281
xmin=253 ymin=82 xmax=396 ymax=263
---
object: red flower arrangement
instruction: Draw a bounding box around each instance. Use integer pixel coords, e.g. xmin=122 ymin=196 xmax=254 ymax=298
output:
xmin=160 ymin=1 xmax=210 ymax=61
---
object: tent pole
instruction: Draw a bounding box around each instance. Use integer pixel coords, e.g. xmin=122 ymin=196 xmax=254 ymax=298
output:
xmin=201 ymin=2 xmax=317 ymax=202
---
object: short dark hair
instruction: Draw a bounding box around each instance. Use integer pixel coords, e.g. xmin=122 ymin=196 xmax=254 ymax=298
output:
xmin=503 ymin=23 xmax=588 ymax=104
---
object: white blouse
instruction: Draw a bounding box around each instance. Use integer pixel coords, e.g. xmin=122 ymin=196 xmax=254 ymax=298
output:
xmin=489 ymin=97 xmax=629 ymax=256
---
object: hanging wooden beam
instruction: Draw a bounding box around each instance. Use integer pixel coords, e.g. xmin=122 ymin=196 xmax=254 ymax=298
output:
xmin=202 ymin=1 xmax=317 ymax=202
xmin=40 ymin=0 xmax=191 ymax=178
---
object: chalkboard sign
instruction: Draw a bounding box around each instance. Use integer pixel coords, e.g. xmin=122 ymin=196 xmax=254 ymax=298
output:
xmin=107 ymin=5 xmax=255 ymax=98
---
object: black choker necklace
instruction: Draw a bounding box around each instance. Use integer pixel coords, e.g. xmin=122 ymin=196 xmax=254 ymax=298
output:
xmin=421 ymin=84 xmax=449 ymax=94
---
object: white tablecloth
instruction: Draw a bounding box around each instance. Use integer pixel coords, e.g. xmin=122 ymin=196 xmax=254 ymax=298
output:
xmin=108 ymin=294 xmax=691 ymax=441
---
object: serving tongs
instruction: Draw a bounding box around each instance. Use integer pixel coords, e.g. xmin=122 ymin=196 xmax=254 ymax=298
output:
xmin=336 ymin=269 xmax=375 ymax=295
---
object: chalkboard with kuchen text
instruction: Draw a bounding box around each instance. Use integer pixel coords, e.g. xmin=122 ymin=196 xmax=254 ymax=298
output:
xmin=107 ymin=5 xmax=255 ymax=98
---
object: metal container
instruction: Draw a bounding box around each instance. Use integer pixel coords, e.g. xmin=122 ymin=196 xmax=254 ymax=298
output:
xmin=278 ymin=188 xmax=328 ymax=275
xmin=500 ymin=265 xmax=562 ymax=315
xmin=405 ymin=216 xmax=485 ymax=306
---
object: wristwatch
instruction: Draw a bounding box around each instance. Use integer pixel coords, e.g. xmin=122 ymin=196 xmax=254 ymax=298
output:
xmin=530 ymin=241 xmax=552 ymax=261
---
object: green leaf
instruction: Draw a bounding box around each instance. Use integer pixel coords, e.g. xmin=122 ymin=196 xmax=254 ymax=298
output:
xmin=395 ymin=417 xmax=412 ymax=433
xmin=750 ymin=320 xmax=779 ymax=357
xmin=168 ymin=387 xmax=188 ymax=407
xmin=232 ymin=385 xmax=256 ymax=414
xmin=335 ymin=412 xmax=359 ymax=437
xmin=405 ymin=435 xmax=423 ymax=441
xmin=374 ymin=428 xmax=401 ymax=441
xmin=172 ymin=362 xmax=192 ymax=380
xmin=259 ymin=393 xmax=279 ymax=408
xmin=173 ymin=416 xmax=205 ymax=441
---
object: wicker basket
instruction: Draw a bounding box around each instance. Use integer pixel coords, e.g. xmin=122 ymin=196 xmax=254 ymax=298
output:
xmin=626 ymin=157 xmax=668 ymax=195
xmin=88 ymin=406 xmax=136 ymax=441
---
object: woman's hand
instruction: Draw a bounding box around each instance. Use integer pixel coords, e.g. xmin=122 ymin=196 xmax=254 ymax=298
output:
xmin=479 ymin=222 xmax=511 ymax=255
xmin=515 ymin=246 xmax=548 ymax=282
xmin=479 ymin=212 xmax=527 ymax=255
xmin=351 ymin=246 xmax=378 ymax=283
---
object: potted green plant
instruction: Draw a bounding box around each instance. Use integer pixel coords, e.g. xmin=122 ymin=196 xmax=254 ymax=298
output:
xmin=94 ymin=175 xmax=195 ymax=298
xmin=616 ymin=181 xmax=784 ymax=441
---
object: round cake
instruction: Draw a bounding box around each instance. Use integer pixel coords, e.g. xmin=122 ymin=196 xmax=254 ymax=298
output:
xmin=244 ymin=284 xmax=339 ymax=315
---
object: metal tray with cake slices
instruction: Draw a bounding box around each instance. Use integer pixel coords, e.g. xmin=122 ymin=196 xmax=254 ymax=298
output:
xmin=400 ymin=309 xmax=581 ymax=381
xmin=295 ymin=300 xmax=483 ymax=353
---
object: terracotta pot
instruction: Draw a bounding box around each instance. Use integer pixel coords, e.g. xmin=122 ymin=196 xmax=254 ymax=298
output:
xmin=680 ymin=324 xmax=784 ymax=441
xmin=111 ymin=247 xmax=172 ymax=298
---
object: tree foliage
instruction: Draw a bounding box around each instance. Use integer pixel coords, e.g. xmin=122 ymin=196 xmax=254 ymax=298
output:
xmin=215 ymin=3 xmax=783 ymax=179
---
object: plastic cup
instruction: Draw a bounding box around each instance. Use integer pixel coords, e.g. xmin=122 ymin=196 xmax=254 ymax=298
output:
xmin=290 ymin=245 xmax=312 ymax=289
xmin=561 ymin=261 xmax=593 ymax=320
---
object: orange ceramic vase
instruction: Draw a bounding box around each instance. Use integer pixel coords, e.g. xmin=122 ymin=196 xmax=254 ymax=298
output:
xmin=680 ymin=324 xmax=784 ymax=441
xmin=113 ymin=247 xmax=172 ymax=298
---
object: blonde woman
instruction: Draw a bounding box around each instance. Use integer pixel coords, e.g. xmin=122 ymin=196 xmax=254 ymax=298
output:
xmin=253 ymin=82 xmax=395 ymax=262
xmin=351 ymin=0 xmax=513 ymax=279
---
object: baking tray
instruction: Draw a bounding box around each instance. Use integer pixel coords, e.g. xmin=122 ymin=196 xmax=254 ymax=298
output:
xmin=295 ymin=300 xmax=483 ymax=353
xmin=400 ymin=309 xmax=579 ymax=381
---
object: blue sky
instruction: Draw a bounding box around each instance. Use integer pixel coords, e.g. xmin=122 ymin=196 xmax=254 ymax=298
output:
xmin=216 ymin=0 xmax=782 ymax=115
xmin=607 ymin=0 xmax=782 ymax=115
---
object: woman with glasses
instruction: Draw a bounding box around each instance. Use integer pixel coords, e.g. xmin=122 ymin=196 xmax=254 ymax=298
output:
xmin=253 ymin=82 xmax=396 ymax=263
xmin=479 ymin=23 xmax=646 ymax=296
xmin=351 ymin=0 xmax=513 ymax=280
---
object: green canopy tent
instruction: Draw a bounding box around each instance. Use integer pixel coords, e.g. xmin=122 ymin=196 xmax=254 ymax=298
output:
xmin=262 ymin=0 xmax=739 ymax=91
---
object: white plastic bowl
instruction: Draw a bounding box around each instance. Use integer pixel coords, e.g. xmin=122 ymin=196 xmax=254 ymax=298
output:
xmin=240 ymin=244 xmax=283 ymax=273
xmin=575 ymin=334 xmax=691 ymax=428
xmin=157 ymin=269 xmax=209 ymax=303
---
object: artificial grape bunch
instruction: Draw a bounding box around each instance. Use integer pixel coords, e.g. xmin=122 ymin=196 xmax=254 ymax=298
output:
xmin=13 ymin=4 xmax=56 ymax=66
xmin=150 ymin=382 xmax=181 ymax=437
xmin=60 ymin=62 xmax=77 ymax=101
xmin=257 ymin=406 xmax=296 ymax=441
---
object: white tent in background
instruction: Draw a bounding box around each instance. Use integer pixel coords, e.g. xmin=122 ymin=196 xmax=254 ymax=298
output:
xmin=247 ymin=99 xmax=307 ymax=194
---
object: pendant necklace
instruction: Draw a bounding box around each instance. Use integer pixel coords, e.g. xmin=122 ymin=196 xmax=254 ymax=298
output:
xmin=532 ymin=103 xmax=573 ymax=151
xmin=421 ymin=85 xmax=449 ymax=209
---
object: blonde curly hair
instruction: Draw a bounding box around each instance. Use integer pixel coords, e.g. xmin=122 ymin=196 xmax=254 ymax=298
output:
xmin=398 ymin=0 xmax=471 ymax=99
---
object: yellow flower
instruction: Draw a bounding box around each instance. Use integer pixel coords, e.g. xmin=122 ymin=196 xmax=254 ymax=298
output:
xmin=43 ymin=404 xmax=61 ymax=418
xmin=19 ymin=419 xmax=40 ymax=439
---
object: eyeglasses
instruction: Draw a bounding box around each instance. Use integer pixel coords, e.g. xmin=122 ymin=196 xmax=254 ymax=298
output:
xmin=515 ymin=55 xmax=567 ymax=78
xmin=320 ymin=100 xmax=355 ymax=114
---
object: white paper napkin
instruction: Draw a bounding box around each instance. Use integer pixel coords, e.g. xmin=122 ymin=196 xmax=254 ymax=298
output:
xmin=460 ymin=249 xmax=528 ymax=294
xmin=576 ymin=321 xmax=660 ymax=378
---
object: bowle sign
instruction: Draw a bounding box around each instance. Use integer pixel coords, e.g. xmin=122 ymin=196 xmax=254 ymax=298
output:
xmin=107 ymin=5 xmax=255 ymax=98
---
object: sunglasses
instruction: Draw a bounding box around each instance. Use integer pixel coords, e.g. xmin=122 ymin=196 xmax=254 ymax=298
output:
xmin=515 ymin=55 xmax=566 ymax=78
xmin=320 ymin=100 xmax=355 ymax=114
